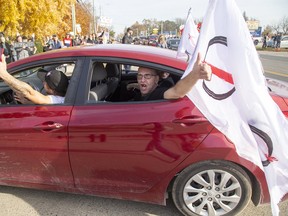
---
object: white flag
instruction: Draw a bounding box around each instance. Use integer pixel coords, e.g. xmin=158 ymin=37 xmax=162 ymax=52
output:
xmin=177 ymin=8 xmax=199 ymax=60
xmin=183 ymin=0 xmax=288 ymax=215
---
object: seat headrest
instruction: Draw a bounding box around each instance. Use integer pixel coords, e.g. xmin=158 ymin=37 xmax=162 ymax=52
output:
xmin=105 ymin=63 xmax=120 ymax=77
xmin=92 ymin=63 xmax=107 ymax=82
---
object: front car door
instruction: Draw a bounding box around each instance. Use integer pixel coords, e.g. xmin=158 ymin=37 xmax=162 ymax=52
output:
xmin=0 ymin=58 xmax=84 ymax=189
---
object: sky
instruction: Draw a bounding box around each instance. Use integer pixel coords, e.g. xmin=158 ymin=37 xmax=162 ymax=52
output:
xmin=92 ymin=0 xmax=288 ymax=35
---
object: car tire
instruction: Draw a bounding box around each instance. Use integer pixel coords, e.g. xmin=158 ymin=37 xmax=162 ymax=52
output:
xmin=172 ymin=160 xmax=252 ymax=216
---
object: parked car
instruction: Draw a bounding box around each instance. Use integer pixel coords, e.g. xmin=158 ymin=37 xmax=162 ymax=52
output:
xmin=252 ymin=36 xmax=262 ymax=45
xmin=1 ymin=45 xmax=288 ymax=216
xmin=280 ymin=35 xmax=288 ymax=48
xmin=167 ymin=38 xmax=181 ymax=50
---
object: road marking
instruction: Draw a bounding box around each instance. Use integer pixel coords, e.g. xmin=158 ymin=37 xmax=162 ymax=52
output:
xmin=265 ymin=70 xmax=288 ymax=77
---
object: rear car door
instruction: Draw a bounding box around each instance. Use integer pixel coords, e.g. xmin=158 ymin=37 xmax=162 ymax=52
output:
xmin=68 ymin=59 xmax=214 ymax=196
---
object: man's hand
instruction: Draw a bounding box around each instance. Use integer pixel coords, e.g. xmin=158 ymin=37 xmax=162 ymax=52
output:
xmin=127 ymin=83 xmax=139 ymax=91
xmin=14 ymin=91 xmax=33 ymax=104
xmin=192 ymin=53 xmax=212 ymax=81
xmin=163 ymin=52 xmax=212 ymax=100
xmin=0 ymin=54 xmax=8 ymax=76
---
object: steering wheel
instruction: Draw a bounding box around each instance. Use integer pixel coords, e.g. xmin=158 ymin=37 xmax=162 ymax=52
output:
xmin=12 ymin=81 xmax=41 ymax=104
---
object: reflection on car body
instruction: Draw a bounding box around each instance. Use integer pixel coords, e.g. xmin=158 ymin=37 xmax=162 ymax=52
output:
xmin=0 ymin=45 xmax=288 ymax=216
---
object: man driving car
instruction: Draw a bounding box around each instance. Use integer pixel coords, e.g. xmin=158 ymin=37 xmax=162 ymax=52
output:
xmin=0 ymin=54 xmax=68 ymax=104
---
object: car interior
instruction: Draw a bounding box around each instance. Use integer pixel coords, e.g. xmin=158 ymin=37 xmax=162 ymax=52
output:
xmin=88 ymin=61 xmax=180 ymax=103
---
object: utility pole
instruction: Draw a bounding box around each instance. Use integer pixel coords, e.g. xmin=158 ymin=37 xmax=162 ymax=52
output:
xmin=93 ymin=0 xmax=95 ymax=33
xmin=72 ymin=3 xmax=76 ymax=35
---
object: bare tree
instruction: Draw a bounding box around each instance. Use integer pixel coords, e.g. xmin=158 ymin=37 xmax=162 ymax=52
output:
xmin=271 ymin=22 xmax=281 ymax=34
xmin=279 ymin=16 xmax=288 ymax=35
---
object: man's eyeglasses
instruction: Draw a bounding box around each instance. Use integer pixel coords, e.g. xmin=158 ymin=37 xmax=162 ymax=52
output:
xmin=137 ymin=74 xmax=157 ymax=80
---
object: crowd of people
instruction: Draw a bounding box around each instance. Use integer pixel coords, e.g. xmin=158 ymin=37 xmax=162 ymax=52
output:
xmin=0 ymin=30 xmax=113 ymax=64
xmin=262 ymin=33 xmax=283 ymax=49
xmin=0 ymin=33 xmax=37 ymax=63
xmin=0 ymin=27 xmax=173 ymax=65
xmin=42 ymin=31 xmax=111 ymax=52
xmin=122 ymin=27 xmax=169 ymax=49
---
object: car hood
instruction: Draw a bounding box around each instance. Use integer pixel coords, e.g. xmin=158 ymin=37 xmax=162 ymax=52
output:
xmin=266 ymin=78 xmax=288 ymax=115
xmin=266 ymin=78 xmax=288 ymax=98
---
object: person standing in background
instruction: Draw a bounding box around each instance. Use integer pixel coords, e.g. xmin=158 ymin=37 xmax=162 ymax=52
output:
xmin=122 ymin=27 xmax=133 ymax=44
xmin=122 ymin=28 xmax=133 ymax=73
xmin=157 ymin=34 xmax=168 ymax=49
xmin=0 ymin=33 xmax=12 ymax=63
xmin=50 ymin=34 xmax=63 ymax=50
xmin=63 ymin=33 xmax=73 ymax=47
xmin=262 ymin=33 xmax=268 ymax=48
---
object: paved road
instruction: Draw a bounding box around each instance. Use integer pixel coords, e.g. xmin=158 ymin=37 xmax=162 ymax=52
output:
xmin=259 ymin=50 xmax=288 ymax=82
xmin=0 ymin=185 xmax=288 ymax=216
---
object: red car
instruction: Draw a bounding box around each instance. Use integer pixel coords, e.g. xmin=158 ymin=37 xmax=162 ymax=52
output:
xmin=1 ymin=44 xmax=288 ymax=216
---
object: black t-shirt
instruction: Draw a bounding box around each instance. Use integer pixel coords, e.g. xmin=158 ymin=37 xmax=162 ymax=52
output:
xmin=134 ymin=86 xmax=168 ymax=101
xmin=159 ymin=77 xmax=174 ymax=88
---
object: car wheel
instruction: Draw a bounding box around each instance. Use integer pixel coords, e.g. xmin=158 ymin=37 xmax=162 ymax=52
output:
xmin=172 ymin=160 xmax=252 ymax=216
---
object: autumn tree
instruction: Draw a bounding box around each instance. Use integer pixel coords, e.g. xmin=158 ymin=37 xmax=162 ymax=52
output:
xmin=75 ymin=0 xmax=93 ymax=36
xmin=130 ymin=18 xmax=187 ymax=37
xmin=0 ymin=0 xmax=76 ymax=41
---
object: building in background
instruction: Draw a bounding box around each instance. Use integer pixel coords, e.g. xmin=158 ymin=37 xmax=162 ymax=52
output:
xmin=246 ymin=20 xmax=263 ymax=45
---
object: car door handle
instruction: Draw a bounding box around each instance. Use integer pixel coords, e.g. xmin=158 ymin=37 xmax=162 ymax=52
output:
xmin=173 ymin=116 xmax=207 ymax=126
xmin=34 ymin=121 xmax=63 ymax=132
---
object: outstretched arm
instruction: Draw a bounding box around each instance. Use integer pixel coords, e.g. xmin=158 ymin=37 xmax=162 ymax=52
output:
xmin=164 ymin=53 xmax=212 ymax=100
xmin=0 ymin=54 xmax=52 ymax=104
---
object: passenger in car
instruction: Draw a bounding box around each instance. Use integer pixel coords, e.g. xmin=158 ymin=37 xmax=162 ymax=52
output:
xmin=0 ymin=54 xmax=69 ymax=104
xmin=134 ymin=53 xmax=212 ymax=101
xmin=157 ymin=71 xmax=174 ymax=88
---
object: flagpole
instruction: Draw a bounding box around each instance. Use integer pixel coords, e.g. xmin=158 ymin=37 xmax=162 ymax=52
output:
xmin=187 ymin=7 xmax=191 ymax=18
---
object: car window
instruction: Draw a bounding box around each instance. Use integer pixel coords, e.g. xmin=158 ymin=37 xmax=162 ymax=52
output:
xmin=0 ymin=62 xmax=76 ymax=105
xmin=42 ymin=63 xmax=75 ymax=79
xmin=12 ymin=67 xmax=41 ymax=79
xmin=170 ymin=40 xmax=180 ymax=45
xmin=86 ymin=60 xmax=180 ymax=103
xmin=88 ymin=61 xmax=121 ymax=103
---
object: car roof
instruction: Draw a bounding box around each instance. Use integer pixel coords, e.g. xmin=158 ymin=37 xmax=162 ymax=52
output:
xmin=8 ymin=44 xmax=188 ymax=71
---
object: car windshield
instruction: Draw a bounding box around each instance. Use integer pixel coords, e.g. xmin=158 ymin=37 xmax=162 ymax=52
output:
xmin=13 ymin=67 xmax=41 ymax=79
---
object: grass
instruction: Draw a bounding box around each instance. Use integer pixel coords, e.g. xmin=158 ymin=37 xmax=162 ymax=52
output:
xmin=255 ymin=45 xmax=288 ymax=52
